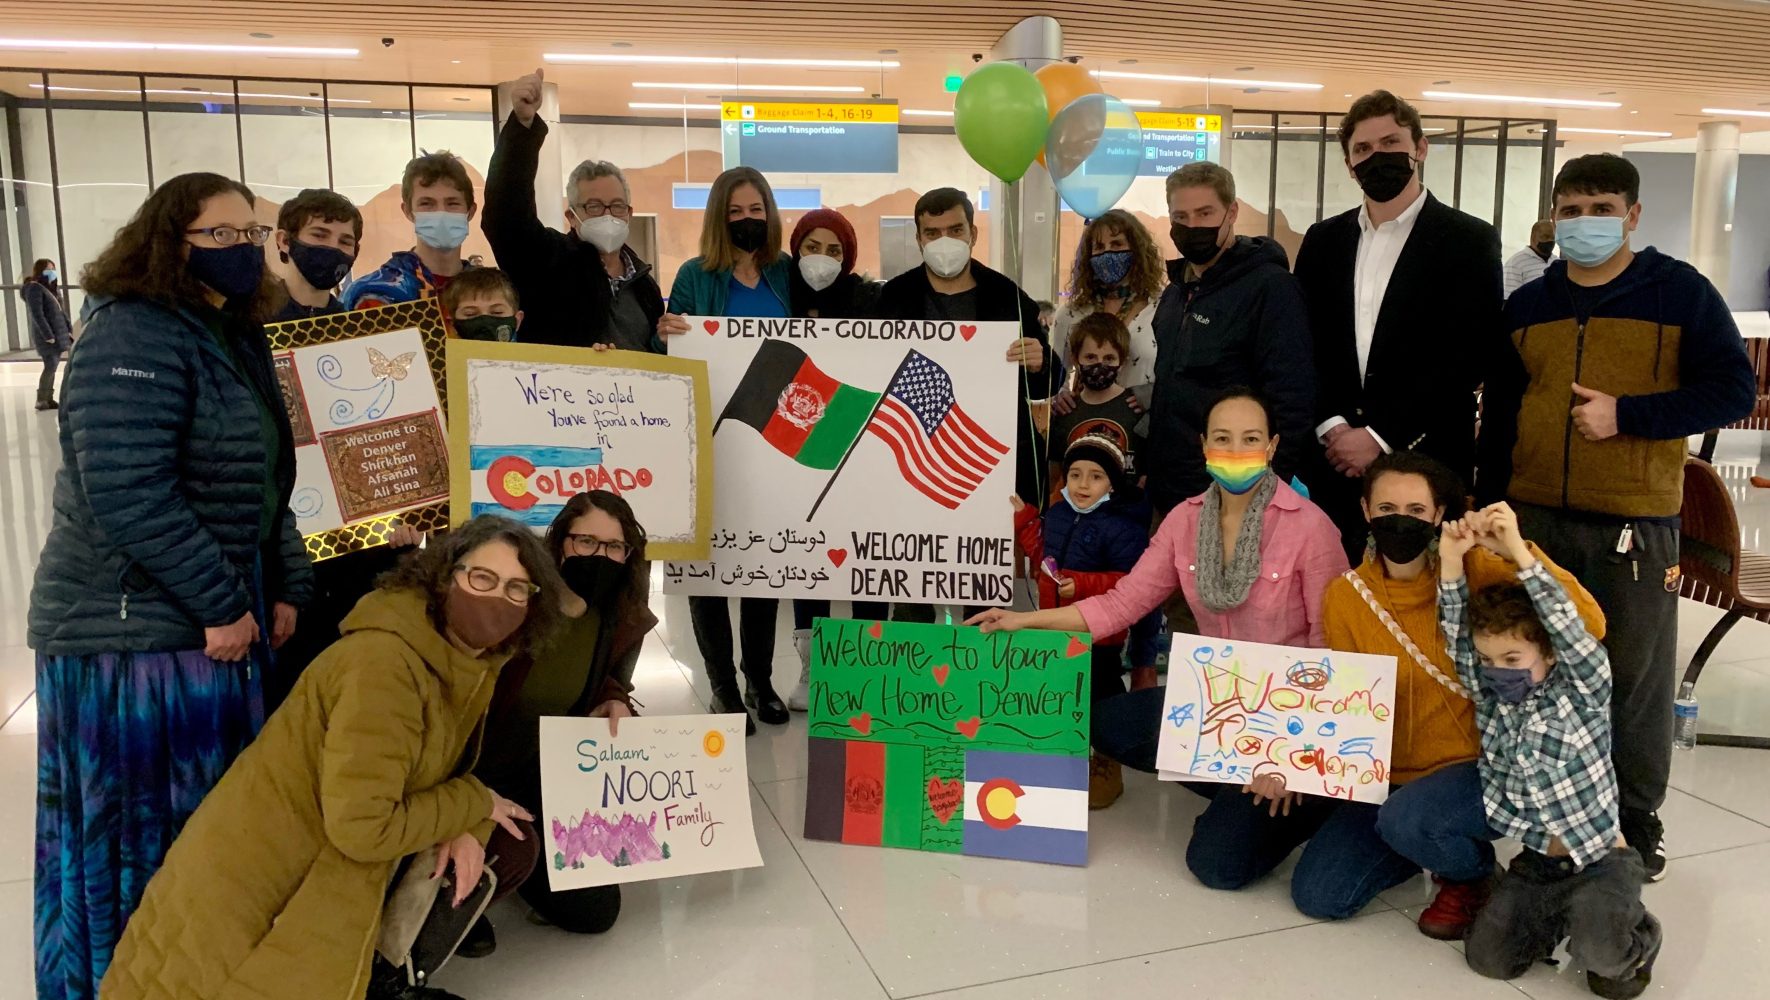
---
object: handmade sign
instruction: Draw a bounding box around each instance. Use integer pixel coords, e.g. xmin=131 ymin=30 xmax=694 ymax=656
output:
xmin=663 ymin=317 xmax=1020 ymax=604
xmin=538 ymin=714 xmax=762 ymax=890
xmin=805 ymin=618 xmax=1091 ymax=866
xmin=266 ymin=300 xmax=451 ymax=562
xmin=1155 ymin=634 xmax=1399 ymax=804
xmin=447 ymin=341 xmax=713 ymax=561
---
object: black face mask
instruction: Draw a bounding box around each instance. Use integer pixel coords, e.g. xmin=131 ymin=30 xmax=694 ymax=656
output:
xmin=1352 ymin=150 xmax=1416 ymax=204
xmin=1172 ymin=222 xmax=1226 ymax=266
xmin=1533 ymin=240 xmax=1555 ymax=260
xmin=1077 ymin=362 xmax=1120 ymax=391
xmin=454 ymin=315 xmax=516 ymax=342
xmin=727 ymin=217 xmax=768 ymax=253
xmin=560 ymin=555 xmax=626 ymax=606
xmin=1369 ymin=513 xmax=1437 ymax=564
xmin=286 ymin=239 xmax=354 ymax=290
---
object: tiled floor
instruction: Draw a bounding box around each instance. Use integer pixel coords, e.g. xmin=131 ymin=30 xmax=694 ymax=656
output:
xmin=2 ymin=362 xmax=1768 ymax=999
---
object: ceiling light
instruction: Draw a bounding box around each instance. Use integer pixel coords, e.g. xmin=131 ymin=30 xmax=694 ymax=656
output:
xmin=0 ymin=37 xmax=357 ymax=57
xmin=1091 ymin=69 xmax=1320 ymax=90
xmin=1701 ymin=107 xmax=1770 ymax=118
xmin=903 ymin=108 xmax=954 ymax=117
xmin=1236 ymin=123 xmax=1445 ymax=133
xmin=1122 ymin=98 xmax=1161 ymax=107
xmin=627 ymin=101 xmax=719 ymax=111
xmin=549 ymin=53 xmax=898 ymax=69
xmin=632 ymin=82 xmax=867 ymax=93
xmin=31 ymin=82 xmax=369 ymax=103
xmin=1422 ymin=90 xmax=1621 ymax=108
xmin=1558 ymin=127 xmax=1674 ymax=137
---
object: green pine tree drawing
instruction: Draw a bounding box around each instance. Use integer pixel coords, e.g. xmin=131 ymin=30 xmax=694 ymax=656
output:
xmin=615 ymin=847 xmax=631 ymax=867
xmin=553 ymin=851 xmax=566 ymax=871
xmin=661 ymin=842 xmax=671 ymax=860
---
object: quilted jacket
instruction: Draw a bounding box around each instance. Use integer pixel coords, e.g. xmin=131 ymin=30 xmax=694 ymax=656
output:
xmin=101 ymin=588 xmax=508 ymax=1000
xmin=27 ymin=295 xmax=312 ymax=654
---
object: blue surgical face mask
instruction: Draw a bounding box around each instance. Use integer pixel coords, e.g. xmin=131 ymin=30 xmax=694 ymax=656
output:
xmin=413 ymin=210 xmax=471 ymax=251
xmin=1061 ymin=486 xmax=1110 ymax=514
xmin=1089 ymin=249 xmax=1134 ymax=287
xmin=1555 ymin=216 xmax=1627 ymax=267
xmin=42 ymin=268 xmax=57 ymax=283
xmin=1479 ymin=665 xmax=1543 ymax=705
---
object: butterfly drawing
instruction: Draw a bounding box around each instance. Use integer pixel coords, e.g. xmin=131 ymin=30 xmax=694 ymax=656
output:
xmin=368 ymin=348 xmax=418 ymax=381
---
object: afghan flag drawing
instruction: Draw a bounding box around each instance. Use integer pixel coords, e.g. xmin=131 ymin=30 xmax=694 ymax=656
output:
xmin=713 ymin=340 xmax=881 ymax=470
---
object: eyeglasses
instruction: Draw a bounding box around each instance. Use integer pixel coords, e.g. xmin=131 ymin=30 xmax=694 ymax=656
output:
xmin=565 ymin=534 xmax=631 ymax=560
xmin=576 ymin=201 xmax=631 ymax=219
xmin=186 ymin=225 xmax=274 ymax=247
xmin=455 ymin=565 xmax=540 ymax=606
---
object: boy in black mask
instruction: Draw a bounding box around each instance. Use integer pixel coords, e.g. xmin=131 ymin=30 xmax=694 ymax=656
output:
xmin=270 ymin=188 xmax=361 ymax=323
xmin=1047 ymin=312 xmax=1147 ymax=497
xmin=440 ymin=267 xmax=524 ymax=342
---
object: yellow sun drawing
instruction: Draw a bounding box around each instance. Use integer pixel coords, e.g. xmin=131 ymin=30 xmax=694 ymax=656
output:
xmin=703 ymin=730 xmax=726 ymax=758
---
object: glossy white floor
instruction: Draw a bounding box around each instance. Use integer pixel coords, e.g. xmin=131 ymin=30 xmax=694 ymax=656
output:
xmin=2 ymin=362 xmax=1769 ymax=999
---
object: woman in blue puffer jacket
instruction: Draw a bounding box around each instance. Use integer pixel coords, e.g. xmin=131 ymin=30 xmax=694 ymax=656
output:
xmin=27 ymin=172 xmax=313 ymax=1000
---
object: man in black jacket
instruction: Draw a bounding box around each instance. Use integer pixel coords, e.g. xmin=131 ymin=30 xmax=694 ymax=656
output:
xmin=1295 ymin=90 xmax=1504 ymax=560
xmin=1147 ymin=161 xmax=1314 ymax=515
xmin=485 ymin=69 xmax=664 ymax=349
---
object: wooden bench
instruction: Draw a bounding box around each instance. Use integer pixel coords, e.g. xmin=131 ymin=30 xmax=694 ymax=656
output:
xmin=1696 ymin=337 xmax=1770 ymax=460
xmin=1677 ymin=457 xmax=1770 ymax=748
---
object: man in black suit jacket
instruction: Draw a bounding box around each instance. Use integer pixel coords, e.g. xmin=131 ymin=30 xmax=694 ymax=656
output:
xmin=1295 ymin=90 xmax=1503 ymax=560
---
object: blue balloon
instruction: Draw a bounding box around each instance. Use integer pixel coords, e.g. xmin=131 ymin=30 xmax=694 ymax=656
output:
xmin=1044 ymin=94 xmax=1143 ymax=218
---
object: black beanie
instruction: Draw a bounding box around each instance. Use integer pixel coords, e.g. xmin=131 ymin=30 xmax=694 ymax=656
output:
xmin=1063 ymin=434 xmax=1127 ymax=495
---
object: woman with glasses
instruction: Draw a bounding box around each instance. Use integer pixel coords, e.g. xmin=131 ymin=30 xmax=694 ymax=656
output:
xmin=104 ymin=515 xmax=562 ymax=1000
xmin=458 ymin=491 xmax=656 ymax=960
xmin=484 ymin=69 xmax=665 ymax=349
xmin=27 ymin=172 xmax=312 ymax=1000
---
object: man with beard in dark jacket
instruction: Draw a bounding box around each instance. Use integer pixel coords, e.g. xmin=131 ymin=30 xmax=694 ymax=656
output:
xmin=1146 ymin=161 xmax=1315 ymax=517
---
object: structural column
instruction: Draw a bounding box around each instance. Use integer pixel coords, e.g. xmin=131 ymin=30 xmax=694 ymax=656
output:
xmin=1690 ymin=119 xmax=1740 ymax=294
xmin=987 ymin=16 xmax=1062 ymax=300
xmin=494 ymin=77 xmax=565 ymax=232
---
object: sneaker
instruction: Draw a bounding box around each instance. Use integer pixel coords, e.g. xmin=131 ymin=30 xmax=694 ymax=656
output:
xmin=1088 ymin=753 xmax=1123 ymax=810
xmin=1417 ymin=875 xmax=1492 ymax=940
xmin=711 ymin=683 xmax=756 ymax=736
xmin=35 ymin=399 xmax=57 ymax=411
xmin=455 ymin=915 xmax=495 ymax=959
xmin=788 ymin=628 xmax=812 ymax=712
xmin=745 ymin=678 xmax=789 ymax=726
xmin=1621 ymin=809 xmax=1667 ymax=883
xmin=366 ymin=962 xmax=467 ymax=1000
xmin=1587 ymin=964 xmax=1652 ymax=999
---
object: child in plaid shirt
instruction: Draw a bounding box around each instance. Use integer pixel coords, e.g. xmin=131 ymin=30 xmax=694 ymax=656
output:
xmin=1438 ymin=502 xmax=1661 ymax=1000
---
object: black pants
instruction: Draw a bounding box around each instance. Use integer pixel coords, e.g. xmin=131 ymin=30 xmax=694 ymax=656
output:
xmin=1515 ymin=503 xmax=1678 ymax=814
xmin=36 ymin=347 xmax=59 ymax=404
xmin=1466 ymin=847 xmax=1661 ymax=982
xmin=791 ymin=599 xmax=890 ymax=630
xmin=1090 ymin=643 xmax=1127 ymax=707
xmin=688 ymin=595 xmax=778 ymax=690
xmin=268 ymin=547 xmax=402 ymax=715
xmin=488 ymin=820 xmax=621 ymax=935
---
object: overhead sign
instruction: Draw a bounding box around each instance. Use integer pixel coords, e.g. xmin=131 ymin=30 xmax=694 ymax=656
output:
xmin=1135 ymin=110 xmax=1224 ymax=176
xmin=721 ymin=99 xmax=899 ymax=174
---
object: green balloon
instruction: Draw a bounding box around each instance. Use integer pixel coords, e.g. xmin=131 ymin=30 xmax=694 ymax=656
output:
xmin=954 ymin=63 xmax=1049 ymax=183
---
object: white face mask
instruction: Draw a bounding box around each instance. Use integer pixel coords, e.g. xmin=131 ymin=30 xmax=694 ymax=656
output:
xmin=798 ymin=253 xmax=841 ymax=292
xmin=577 ymin=214 xmax=629 ymax=254
xmin=922 ymin=236 xmax=971 ymax=279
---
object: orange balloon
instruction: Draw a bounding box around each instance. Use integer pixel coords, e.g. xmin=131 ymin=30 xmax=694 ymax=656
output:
xmin=1033 ymin=62 xmax=1103 ymax=164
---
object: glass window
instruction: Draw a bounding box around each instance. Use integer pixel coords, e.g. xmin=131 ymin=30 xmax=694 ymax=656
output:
xmin=1273 ymin=114 xmax=1324 ymax=255
xmin=1501 ymin=121 xmax=1550 ymax=253
xmin=240 ymin=80 xmax=331 ymax=211
xmin=325 ymin=84 xmax=415 ymax=281
xmin=146 ymin=77 xmax=240 ymax=184
xmin=1420 ymin=117 xmax=1457 ymax=201
xmin=413 ymin=86 xmax=495 ymax=267
xmin=1455 ymin=119 xmax=1503 ymax=225
xmin=1321 ymin=118 xmax=1364 ymax=218
xmin=45 ymin=74 xmax=151 ymax=318
xmin=1229 ymin=111 xmax=1275 ymax=237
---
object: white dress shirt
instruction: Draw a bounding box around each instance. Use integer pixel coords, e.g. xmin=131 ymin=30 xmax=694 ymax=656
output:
xmin=1315 ymin=187 xmax=1430 ymax=448
xmin=1503 ymin=245 xmax=1553 ymax=297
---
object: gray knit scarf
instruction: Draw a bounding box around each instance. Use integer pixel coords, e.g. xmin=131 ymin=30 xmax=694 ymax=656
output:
xmin=1195 ymin=473 xmax=1278 ymax=613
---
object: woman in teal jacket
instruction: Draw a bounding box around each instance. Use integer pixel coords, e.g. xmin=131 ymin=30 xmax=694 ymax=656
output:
xmin=656 ymin=166 xmax=793 ymax=734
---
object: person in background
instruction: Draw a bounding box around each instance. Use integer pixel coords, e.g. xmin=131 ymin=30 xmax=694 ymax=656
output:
xmin=1477 ymin=152 xmax=1756 ymax=881
xmin=23 ymin=257 xmax=71 ymax=410
xmin=101 ymin=516 xmax=558 ymax=1000
xmin=1503 ymin=219 xmax=1557 ymax=298
xmin=1010 ymin=435 xmax=1160 ymax=809
xmin=268 ymin=188 xmax=361 ymax=323
xmin=782 ymin=206 xmax=889 ymax=710
xmin=656 ymin=166 xmax=794 ymax=734
xmin=1035 ymin=299 xmax=1056 ymax=335
xmin=1047 ymin=312 xmax=1147 ymax=502
xmin=1441 ymin=505 xmax=1661 ymax=1000
xmin=485 ymin=69 xmax=664 ymax=350
xmin=28 ymin=172 xmax=313 ymax=1000
xmin=343 ymin=150 xmax=477 ymax=310
xmin=1050 ymin=209 xmax=1164 ymax=392
xmin=1147 ymin=161 xmax=1314 ymax=519
xmin=1295 ymin=90 xmax=1503 ymax=563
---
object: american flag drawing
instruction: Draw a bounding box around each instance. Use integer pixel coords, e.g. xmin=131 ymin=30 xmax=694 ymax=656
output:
xmin=864 ymin=351 xmax=1009 ymax=509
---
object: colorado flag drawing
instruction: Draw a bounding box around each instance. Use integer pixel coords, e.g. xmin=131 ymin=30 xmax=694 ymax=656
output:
xmin=962 ymin=750 xmax=1088 ymax=866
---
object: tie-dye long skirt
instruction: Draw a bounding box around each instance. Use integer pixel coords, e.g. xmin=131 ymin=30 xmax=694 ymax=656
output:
xmin=32 ymin=649 xmax=265 ymax=1000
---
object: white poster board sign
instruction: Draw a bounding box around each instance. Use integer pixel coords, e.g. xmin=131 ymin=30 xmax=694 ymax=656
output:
xmin=539 ymin=714 xmax=762 ymax=889
xmin=663 ymin=316 xmax=1019 ymax=604
xmin=1156 ymin=634 xmax=1399 ymax=804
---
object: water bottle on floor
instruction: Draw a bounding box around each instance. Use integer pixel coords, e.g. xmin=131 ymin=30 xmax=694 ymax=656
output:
xmin=1673 ymin=681 xmax=1699 ymax=751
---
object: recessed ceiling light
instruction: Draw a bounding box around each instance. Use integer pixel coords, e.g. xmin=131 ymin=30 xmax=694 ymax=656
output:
xmin=1121 ymin=98 xmax=1161 ymax=106
xmin=1702 ymin=107 xmax=1770 ymax=117
xmin=0 ymin=36 xmax=357 ymax=56
xmin=628 ymin=101 xmax=720 ymax=111
xmin=903 ymin=108 xmax=954 ymax=117
xmin=1092 ymin=69 xmax=1320 ymax=90
xmin=633 ymin=81 xmax=868 ymax=93
xmin=550 ymin=53 xmax=899 ymax=69
xmin=1432 ymin=79 xmax=1451 ymax=86
xmin=878 ymin=48 xmax=897 ymax=55
xmin=249 ymin=32 xmax=273 ymax=39
xmin=1630 ymin=109 xmax=1639 ymax=114
xmin=611 ymin=41 xmax=633 ymax=48
xmin=1119 ymin=59 xmax=1138 ymax=65
xmin=31 ymin=82 xmax=369 ymax=103
xmin=453 ymin=97 xmax=470 ymax=103
xmin=450 ymin=59 xmax=461 ymax=65
xmin=1235 ymin=65 xmax=1255 ymax=72
xmin=1598 ymin=90 xmax=1616 ymax=96
xmin=1422 ymin=90 xmax=1622 ymax=108
xmin=1559 ymin=126 xmax=1674 ymax=137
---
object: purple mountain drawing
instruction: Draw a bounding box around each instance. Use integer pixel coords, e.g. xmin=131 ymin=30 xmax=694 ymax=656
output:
xmin=551 ymin=810 xmax=668 ymax=868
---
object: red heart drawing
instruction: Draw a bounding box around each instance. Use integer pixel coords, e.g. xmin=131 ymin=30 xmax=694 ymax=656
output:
xmin=955 ymin=716 xmax=982 ymax=740
xmin=1065 ymin=635 xmax=1089 ymax=658
xmin=868 ymin=620 xmax=883 ymax=639
xmin=959 ymin=324 xmax=978 ymax=341
xmin=848 ymin=713 xmax=872 ymax=736
xmin=932 ymin=664 xmax=950 ymax=686
xmin=926 ymin=776 xmax=963 ymax=825
xmin=826 ymin=549 xmax=848 ymax=568
xmin=702 ymin=319 xmax=720 ymax=335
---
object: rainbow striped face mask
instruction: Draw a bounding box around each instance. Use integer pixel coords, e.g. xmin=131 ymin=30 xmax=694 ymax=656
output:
xmin=1204 ymin=449 xmax=1270 ymax=495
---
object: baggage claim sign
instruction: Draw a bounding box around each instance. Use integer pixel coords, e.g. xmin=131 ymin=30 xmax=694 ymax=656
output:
xmin=721 ymin=99 xmax=900 ymax=174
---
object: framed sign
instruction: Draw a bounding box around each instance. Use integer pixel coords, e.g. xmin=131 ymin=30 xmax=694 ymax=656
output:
xmin=265 ymin=300 xmax=450 ymax=562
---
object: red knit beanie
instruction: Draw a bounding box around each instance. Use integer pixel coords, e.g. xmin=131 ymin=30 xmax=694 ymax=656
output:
xmin=789 ymin=208 xmax=858 ymax=276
